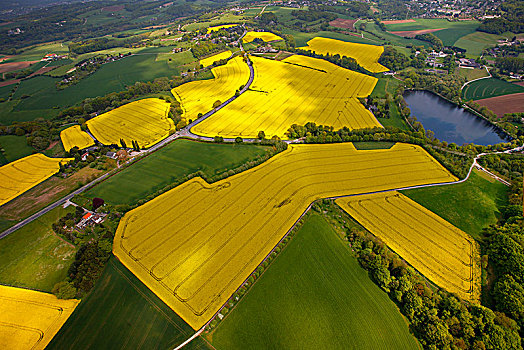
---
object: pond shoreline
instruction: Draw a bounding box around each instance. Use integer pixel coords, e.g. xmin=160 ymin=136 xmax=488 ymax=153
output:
xmin=403 ymin=89 xmax=510 ymax=146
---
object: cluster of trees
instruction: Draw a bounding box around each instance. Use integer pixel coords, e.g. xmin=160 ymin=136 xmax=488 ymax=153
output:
xmin=496 ymin=57 xmax=524 ymax=74
xmin=191 ymin=41 xmax=226 ymax=59
xmin=399 ymin=70 xmax=465 ymax=104
xmin=294 ymin=49 xmax=368 ymax=74
xmin=485 ymin=218 xmax=524 ymax=339
xmin=52 ymin=206 xmax=85 ymax=242
xmin=479 ymin=0 xmax=524 ymax=35
xmin=415 ymin=33 xmax=444 ymax=51
xmin=0 ymin=119 xmax=59 ymax=151
xmin=290 ymin=9 xmax=337 ymax=23
xmin=316 ymin=199 xmax=523 ymax=349
xmin=378 ymin=46 xmax=409 ymax=71
xmin=69 ymin=36 xmax=143 ymax=55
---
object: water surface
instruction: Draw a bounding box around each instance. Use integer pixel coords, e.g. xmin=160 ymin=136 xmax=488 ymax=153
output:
xmin=404 ymin=90 xmax=508 ymax=145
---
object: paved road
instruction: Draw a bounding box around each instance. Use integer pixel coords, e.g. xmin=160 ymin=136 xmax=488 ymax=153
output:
xmin=0 ymin=31 xmax=257 ymax=240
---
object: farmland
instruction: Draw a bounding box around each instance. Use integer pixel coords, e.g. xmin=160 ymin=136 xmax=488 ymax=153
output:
xmin=242 ymin=31 xmax=284 ymax=43
xmin=299 ymin=37 xmax=389 ymax=73
xmin=60 ymin=125 xmax=95 ymax=152
xmin=85 ymin=139 xmax=270 ymax=205
xmin=474 ymin=93 xmax=524 ymax=117
xmin=0 ymin=153 xmax=71 ymax=207
xmin=207 ymin=24 xmax=239 ymax=33
xmin=0 ymin=166 xmax=104 ymax=231
xmin=402 ymin=169 xmax=509 ymax=239
xmin=0 ymin=205 xmax=76 ymax=292
xmin=199 ymin=50 xmax=232 ymax=68
xmin=114 ymin=142 xmax=456 ymax=329
xmin=47 ymin=257 xmax=210 ymax=350
xmin=210 ymin=213 xmax=419 ymax=350
xmin=462 ymin=78 xmax=524 ymax=100
xmin=0 ymin=135 xmax=35 ymax=164
xmin=0 ymin=285 xmax=78 ymax=350
xmin=191 ymin=55 xmax=380 ymax=138
xmin=86 ymin=98 xmax=173 ymax=148
xmin=0 ymin=49 xmax=193 ymax=124
xmin=383 ymin=18 xmax=480 ymax=47
xmin=172 ymin=56 xmax=250 ymax=123
xmin=337 ymin=192 xmax=481 ymax=302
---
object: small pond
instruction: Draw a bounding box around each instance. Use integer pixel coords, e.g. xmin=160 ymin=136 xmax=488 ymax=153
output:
xmin=403 ymin=90 xmax=509 ymax=146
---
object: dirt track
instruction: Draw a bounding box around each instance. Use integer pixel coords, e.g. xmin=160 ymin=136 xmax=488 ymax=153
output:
xmin=390 ymin=28 xmax=444 ymax=37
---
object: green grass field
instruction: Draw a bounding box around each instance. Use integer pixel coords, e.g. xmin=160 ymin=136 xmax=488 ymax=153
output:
xmin=456 ymin=67 xmax=489 ymax=81
xmin=47 ymin=257 xmax=211 ymax=350
xmin=384 ymin=19 xmax=480 ymax=47
xmin=462 ymin=78 xmax=524 ymax=100
xmin=86 ymin=140 xmax=271 ymax=205
xmin=0 ymin=85 xmax=13 ymax=99
xmin=0 ymin=135 xmax=34 ymax=164
xmin=455 ymin=31 xmax=514 ymax=57
xmin=402 ymin=169 xmax=508 ymax=239
xmin=369 ymin=77 xmax=408 ymax=129
xmin=1 ymin=49 xmax=194 ymax=123
xmin=0 ymin=205 xmax=76 ymax=292
xmin=183 ymin=13 xmax=245 ymax=31
xmin=3 ymin=42 xmax=70 ymax=63
xmin=210 ymin=213 xmax=419 ymax=350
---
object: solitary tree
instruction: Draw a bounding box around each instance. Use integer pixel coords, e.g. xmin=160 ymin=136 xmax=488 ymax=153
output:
xmin=258 ymin=131 xmax=266 ymax=140
xmin=235 ymin=136 xmax=243 ymax=144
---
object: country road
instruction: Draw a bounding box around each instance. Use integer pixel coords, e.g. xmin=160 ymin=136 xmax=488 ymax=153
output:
xmin=0 ymin=30 xmax=257 ymax=240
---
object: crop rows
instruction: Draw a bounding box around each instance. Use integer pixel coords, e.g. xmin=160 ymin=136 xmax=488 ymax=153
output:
xmin=242 ymin=31 xmax=283 ymax=43
xmin=336 ymin=192 xmax=481 ymax=302
xmin=299 ymin=37 xmax=389 ymax=73
xmin=192 ymin=55 xmax=381 ymax=139
xmin=60 ymin=125 xmax=95 ymax=152
xmin=86 ymin=98 xmax=173 ymax=149
xmin=114 ymin=142 xmax=457 ymax=329
xmin=172 ymin=56 xmax=250 ymax=124
xmin=0 ymin=285 xmax=78 ymax=350
xmin=0 ymin=154 xmax=72 ymax=207
xmin=199 ymin=50 xmax=232 ymax=68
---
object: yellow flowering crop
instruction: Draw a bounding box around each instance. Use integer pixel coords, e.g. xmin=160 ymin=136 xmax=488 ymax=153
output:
xmin=60 ymin=125 xmax=95 ymax=152
xmin=114 ymin=143 xmax=457 ymax=329
xmin=0 ymin=285 xmax=79 ymax=350
xmin=242 ymin=31 xmax=283 ymax=43
xmin=336 ymin=192 xmax=480 ymax=302
xmin=172 ymin=56 xmax=250 ymax=122
xmin=191 ymin=55 xmax=381 ymax=138
xmin=199 ymin=50 xmax=232 ymax=68
xmin=86 ymin=98 xmax=173 ymax=149
xmin=0 ymin=154 xmax=72 ymax=207
xmin=299 ymin=37 xmax=389 ymax=73
xmin=206 ymin=24 xmax=239 ymax=33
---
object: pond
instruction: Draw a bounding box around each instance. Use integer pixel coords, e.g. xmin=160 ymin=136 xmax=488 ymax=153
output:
xmin=403 ymin=90 xmax=509 ymax=146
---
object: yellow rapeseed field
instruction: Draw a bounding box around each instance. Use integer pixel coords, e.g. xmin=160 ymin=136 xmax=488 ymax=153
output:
xmin=336 ymin=192 xmax=480 ymax=302
xmin=242 ymin=31 xmax=283 ymax=43
xmin=299 ymin=37 xmax=389 ymax=73
xmin=0 ymin=154 xmax=72 ymax=207
xmin=114 ymin=143 xmax=457 ymax=329
xmin=191 ymin=55 xmax=381 ymax=138
xmin=206 ymin=24 xmax=239 ymax=33
xmin=199 ymin=50 xmax=232 ymax=68
xmin=172 ymin=56 xmax=250 ymax=123
xmin=86 ymin=98 xmax=173 ymax=149
xmin=60 ymin=125 xmax=95 ymax=152
xmin=0 ymin=285 xmax=78 ymax=350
